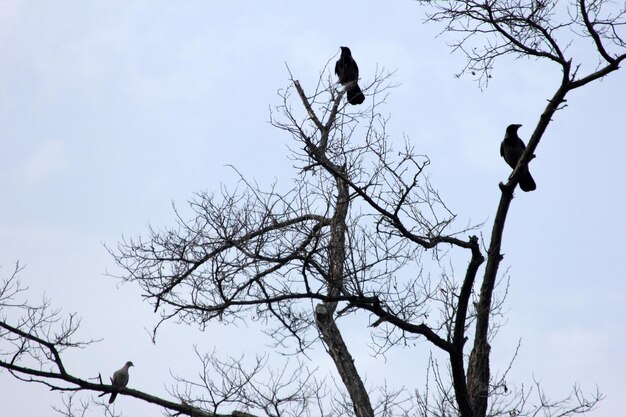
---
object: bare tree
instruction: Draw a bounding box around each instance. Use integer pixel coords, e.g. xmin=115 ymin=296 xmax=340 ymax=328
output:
xmin=420 ymin=1 xmax=625 ymax=416
xmin=1 ymin=1 xmax=624 ymax=417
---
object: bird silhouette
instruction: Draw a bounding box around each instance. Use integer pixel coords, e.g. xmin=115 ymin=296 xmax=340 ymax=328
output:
xmin=335 ymin=46 xmax=365 ymax=105
xmin=500 ymin=124 xmax=536 ymax=192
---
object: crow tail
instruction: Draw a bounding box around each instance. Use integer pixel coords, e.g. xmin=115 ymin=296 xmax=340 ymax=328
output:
xmin=346 ymin=83 xmax=365 ymax=105
xmin=519 ymin=168 xmax=537 ymax=192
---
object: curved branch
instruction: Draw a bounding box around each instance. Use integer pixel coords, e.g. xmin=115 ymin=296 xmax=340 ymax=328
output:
xmin=484 ymin=3 xmax=566 ymax=65
xmin=580 ymin=0 xmax=616 ymax=64
xmin=0 ymin=359 xmax=239 ymax=417
xmin=569 ymin=54 xmax=626 ymax=89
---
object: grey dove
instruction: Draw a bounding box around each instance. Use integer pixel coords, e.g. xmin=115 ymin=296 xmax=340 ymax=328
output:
xmin=98 ymin=361 xmax=134 ymax=403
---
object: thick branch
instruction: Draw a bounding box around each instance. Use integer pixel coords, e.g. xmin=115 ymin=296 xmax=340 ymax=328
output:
xmin=569 ymin=54 xmax=626 ymax=89
xmin=293 ymin=80 xmax=375 ymax=417
xmin=349 ymin=296 xmax=453 ymax=353
xmin=467 ymin=79 xmax=571 ymax=417
xmin=315 ymin=304 xmax=374 ymax=417
xmin=449 ymin=235 xmax=484 ymax=417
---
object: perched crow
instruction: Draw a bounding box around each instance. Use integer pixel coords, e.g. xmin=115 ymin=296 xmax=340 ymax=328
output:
xmin=500 ymin=124 xmax=536 ymax=192
xmin=335 ymin=46 xmax=365 ymax=105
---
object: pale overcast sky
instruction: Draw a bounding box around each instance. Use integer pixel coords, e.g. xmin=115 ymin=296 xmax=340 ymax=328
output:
xmin=1 ymin=2 xmax=624 ymax=417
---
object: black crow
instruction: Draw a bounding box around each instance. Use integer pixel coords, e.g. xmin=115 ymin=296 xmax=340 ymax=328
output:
xmin=500 ymin=124 xmax=536 ymax=192
xmin=335 ymin=46 xmax=365 ymax=105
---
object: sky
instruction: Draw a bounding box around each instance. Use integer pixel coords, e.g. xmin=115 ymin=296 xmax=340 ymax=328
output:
xmin=0 ymin=1 xmax=625 ymax=416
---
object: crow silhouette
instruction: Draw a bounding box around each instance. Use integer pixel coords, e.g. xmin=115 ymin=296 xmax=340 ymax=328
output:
xmin=500 ymin=124 xmax=536 ymax=192
xmin=335 ymin=46 xmax=365 ymax=105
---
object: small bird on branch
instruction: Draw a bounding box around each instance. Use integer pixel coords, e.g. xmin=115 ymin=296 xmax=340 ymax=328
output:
xmin=98 ymin=361 xmax=134 ymax=403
